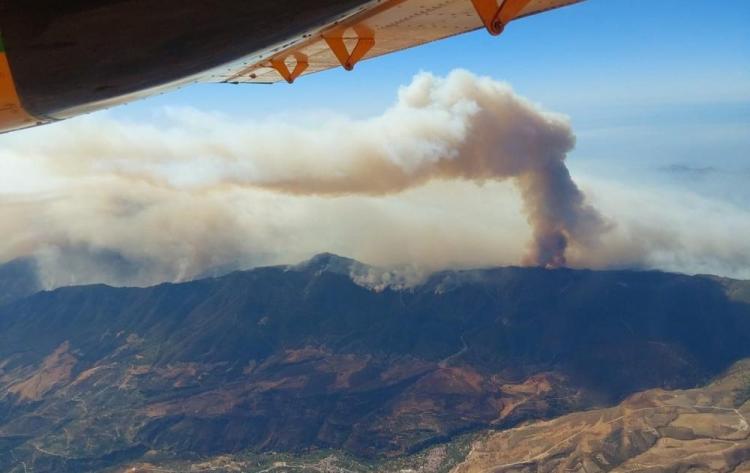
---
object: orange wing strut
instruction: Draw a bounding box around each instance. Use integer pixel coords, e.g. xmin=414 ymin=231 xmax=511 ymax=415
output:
xmin=323 ymin=24 xmax=375 ymax=71
xmin=269 ymin=53 xmax=310 ymax=84
xmin=470 ymin=0 xmax=535 ymax=35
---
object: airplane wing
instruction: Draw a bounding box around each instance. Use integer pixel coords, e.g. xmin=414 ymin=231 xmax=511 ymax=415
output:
xmin=218 ymin=0 xmax=583 ymax=85
xmin=0 ymin=0 xmax=583 ymax=134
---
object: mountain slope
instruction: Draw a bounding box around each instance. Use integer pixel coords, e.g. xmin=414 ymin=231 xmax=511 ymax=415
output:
xmin=0 ymin=255 xmax=749 ymax=472
xmin=0 ymin=258 xmax=42 ymax=306
xmin=103 ymin=360 xmax=750 ymax=473
xmin=453 ymin=360 xmax=750 ymax=473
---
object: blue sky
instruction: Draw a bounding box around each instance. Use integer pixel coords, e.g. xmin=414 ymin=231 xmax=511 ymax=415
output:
xmin=111 ymin=0 xmax=750 ymax=203
xmin=119 ymin=0 xmax=750 ymax=114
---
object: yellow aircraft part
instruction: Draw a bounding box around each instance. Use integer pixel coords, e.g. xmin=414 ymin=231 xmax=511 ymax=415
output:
xmin=0 ymin=37 xmax=38 ymax=132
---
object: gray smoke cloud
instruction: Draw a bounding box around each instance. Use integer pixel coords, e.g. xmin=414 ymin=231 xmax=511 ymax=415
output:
xmin=13 ymin=70 xmax=605 ymax=271
xmin=216 ymin=70 xmax=607 ymax=267
xmin=2 ymin=69 xmax=745 ymax=288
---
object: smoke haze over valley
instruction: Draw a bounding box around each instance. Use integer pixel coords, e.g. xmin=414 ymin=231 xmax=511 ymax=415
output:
xmin=0 ymin=71 xmax=749 ymax=289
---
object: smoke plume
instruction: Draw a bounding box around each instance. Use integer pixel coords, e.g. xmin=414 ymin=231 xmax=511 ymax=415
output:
xmin=8 ymin=70 xmax=744 ymax=288
xmin=236 ymin=70 xmax=608 ymax=267
xmin=11 ymin=70 xmax=605 ymax=271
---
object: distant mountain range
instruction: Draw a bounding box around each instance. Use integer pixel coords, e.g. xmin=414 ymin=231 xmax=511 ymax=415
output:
xmin=0 ymin=254 xmax=749 ymax=472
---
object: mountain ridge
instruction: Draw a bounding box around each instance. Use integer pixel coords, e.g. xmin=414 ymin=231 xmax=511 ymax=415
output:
xmin=3 ymin=252 xmax=749 ymax=303
xmin=1 ymin=254 xmax=749 ymax=472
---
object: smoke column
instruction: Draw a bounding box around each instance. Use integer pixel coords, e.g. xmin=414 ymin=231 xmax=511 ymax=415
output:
xmin=195 ymin=70 xmax=608 ymax=266
xmin=0 ymin=69 xmax=609 ymax=285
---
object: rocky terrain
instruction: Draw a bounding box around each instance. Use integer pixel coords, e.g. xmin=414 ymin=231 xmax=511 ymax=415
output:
xmin=111 ymin=359 xmax=750 ymax=473
xmin=454 ymin=360 xmax=750 ymax=473
xmin=0 ymin=254 xmax=749 ymax=472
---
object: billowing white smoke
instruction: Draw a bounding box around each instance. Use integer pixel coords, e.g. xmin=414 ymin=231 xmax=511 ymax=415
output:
xmin=1 ymin=69 xmax=746 ymax=288
xmin=229 ymin=70 xmax=608 ymax=267
xmin=18 ymin=70 xmax=604 ymax=269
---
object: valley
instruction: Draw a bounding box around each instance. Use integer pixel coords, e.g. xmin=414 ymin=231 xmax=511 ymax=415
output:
xmin=0 ymin=254 xmax=749 ymax=472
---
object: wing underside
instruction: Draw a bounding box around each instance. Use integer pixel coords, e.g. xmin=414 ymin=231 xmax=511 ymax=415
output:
xmin=0 ymin=0 xmax=582 ymax=133
xmin=219 ymin=0 xmax=582 ymax=85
